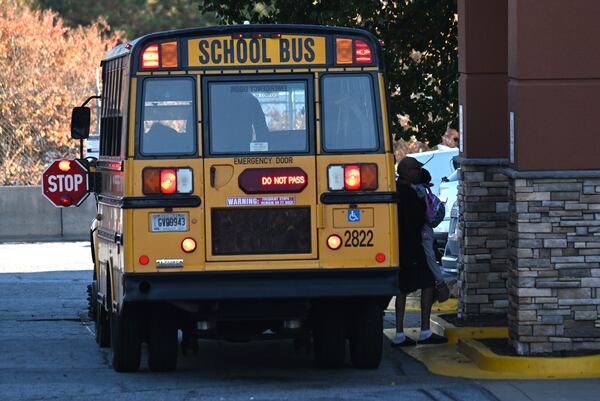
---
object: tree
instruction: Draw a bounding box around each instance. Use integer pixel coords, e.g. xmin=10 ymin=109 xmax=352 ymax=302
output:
xmin=28 ymin=0 xmax=216 ymax=39
xmin=198 ymin=0 xmax=458 ymax=145
xmin=0 ymin=1 xmax=121 ymax=184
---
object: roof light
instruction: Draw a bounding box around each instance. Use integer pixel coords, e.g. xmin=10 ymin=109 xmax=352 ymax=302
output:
xmin=355 ymin=39 xmax=372 ymax=64
xmin=252 ymin=33 xmax=263 ymax=39
xmin=160 ymin=169 xmax=177 ymax=194
xmin=336 ymin=38 xmax=353 ymax=64
xmin=270 ymin=33 xmax=282 ymax=39
xmin=142 ymin=44 xmax=160 ymax=69
xmin=344 ymin=165 xmax=361 ymax=191
xmin=160 ymin=41 xmax=178 ymax=68
xmin=232 ymin=33 xmax=244 ymax=39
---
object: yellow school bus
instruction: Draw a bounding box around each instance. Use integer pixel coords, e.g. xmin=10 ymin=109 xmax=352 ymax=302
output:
xmin=77 ymin=24 xmax=399 ymax=372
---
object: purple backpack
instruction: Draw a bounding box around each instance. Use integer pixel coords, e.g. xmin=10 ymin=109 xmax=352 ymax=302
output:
xmin=425 ymin=187 xmax=446 ymax=228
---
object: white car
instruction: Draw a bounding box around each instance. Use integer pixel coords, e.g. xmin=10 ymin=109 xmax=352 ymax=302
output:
xmin=407 ymin=146 xmax=459 ymax=256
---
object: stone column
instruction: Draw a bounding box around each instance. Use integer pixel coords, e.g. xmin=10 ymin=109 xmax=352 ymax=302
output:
xmin=457 ymin=0 xmax=509 ymax=318
xmin=507 ymin=0 xmax=600 ymax=354
xmin=457 ymin=161 xmax=509 ymax=317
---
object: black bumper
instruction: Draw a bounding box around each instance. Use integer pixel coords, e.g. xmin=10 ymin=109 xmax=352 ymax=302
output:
xmin=123 ymin=268 xmax=399 ymax=302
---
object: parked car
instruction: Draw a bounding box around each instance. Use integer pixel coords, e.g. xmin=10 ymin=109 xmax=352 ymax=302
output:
xmin=441 ymin=202 xmax=459 ymax=277
xmin=436 ymin=168 xmax=459 ymax=237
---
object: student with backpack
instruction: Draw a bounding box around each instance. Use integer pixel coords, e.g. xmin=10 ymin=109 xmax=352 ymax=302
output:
xmin=412 ymin=169 xmax=450 ymax=303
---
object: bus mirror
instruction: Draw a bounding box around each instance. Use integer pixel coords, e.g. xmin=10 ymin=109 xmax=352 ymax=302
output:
xmin=71 ymin=107 xmax=90 ymax=140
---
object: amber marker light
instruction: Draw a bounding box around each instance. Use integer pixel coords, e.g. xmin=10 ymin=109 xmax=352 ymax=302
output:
xmin=160 ymin=41 xmax=178 ymax=68
xmin=336 ymin=38 xmax=353 ymax=64
xmin=375 ymin=253 xmax=386 ymax=263
xmin=181 ymin=237 xmax=197 ymax=253
xmin=139 ymin=255 xmax=150 ymax=265
xmin=327 ymin=234 xmax=342 ymax=250
xmin=58 ymin=160 xmax=71 ymax=172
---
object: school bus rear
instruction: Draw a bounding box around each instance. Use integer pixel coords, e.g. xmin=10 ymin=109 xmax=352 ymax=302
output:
xmin=91 ymin=25 xmax=398 ymax=372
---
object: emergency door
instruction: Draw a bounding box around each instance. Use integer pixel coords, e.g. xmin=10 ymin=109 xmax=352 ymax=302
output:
xmin=201 ymin=75 xmax=318 ymax=263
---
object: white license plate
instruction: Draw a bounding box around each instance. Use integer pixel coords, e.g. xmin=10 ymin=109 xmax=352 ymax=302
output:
xmin=150 ymin=213 xmax=188 ymax=232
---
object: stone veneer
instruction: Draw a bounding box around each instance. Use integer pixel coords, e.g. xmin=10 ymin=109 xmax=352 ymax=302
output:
xmin=507 ymin=174 xmax=600 ymax=355
xmin=457 ymin=160 xmax=510 ymax=318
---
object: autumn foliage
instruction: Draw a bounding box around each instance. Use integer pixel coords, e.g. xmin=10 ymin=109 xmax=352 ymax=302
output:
xmin=0 ymin=1 xmax=121 ymax=185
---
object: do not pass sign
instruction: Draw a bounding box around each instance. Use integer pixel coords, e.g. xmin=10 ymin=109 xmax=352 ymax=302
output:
xmin=42 ymin=159 xmax=90 ymax=207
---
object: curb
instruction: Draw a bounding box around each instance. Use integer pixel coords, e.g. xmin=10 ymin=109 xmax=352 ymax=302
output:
xmin=430 ymin=314 xmax=507 ymax=344
xmin=397 ymin=315 xmax=600 ymax=379
xmin=458 ymin=338 xmax=600 ymax=379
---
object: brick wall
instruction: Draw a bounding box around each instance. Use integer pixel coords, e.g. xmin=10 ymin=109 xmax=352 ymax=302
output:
xmin=457 ymin=162 xmax=510 ymax=317
xmin=507 ymin=176 xmax=600 ymax=354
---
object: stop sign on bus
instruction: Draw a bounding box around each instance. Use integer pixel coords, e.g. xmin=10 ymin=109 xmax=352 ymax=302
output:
xmin=42 ymin=159 xmax=90 ymax=207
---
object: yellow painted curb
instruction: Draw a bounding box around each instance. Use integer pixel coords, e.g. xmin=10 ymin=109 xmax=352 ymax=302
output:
xmin=430 ymin=315 xmax=508 ymax=344
xmin=458 ymin=338 xmax=600 ymax=379
xmin=390 ymin=316 xmax=600 ymax=380
xmin=405 ymin=297 xmax=458 ymax=313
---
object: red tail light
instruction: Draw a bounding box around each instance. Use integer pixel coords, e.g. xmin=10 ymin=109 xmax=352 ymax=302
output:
xmin=344 ymin=165 xmax=361 ymax=191
xmin=355 ymin=40 xmax=372 ymax=64
xmin=142 ymin=44 xmax=160 ymax=69
xmin=160 ymin=169 xmax=177 ymax=194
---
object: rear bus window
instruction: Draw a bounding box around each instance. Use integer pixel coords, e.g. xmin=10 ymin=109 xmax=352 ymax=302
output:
xmin=140 ymin=78 xmax=196 ymax=156
xmin=321 ymin=74 xmax=378 ymax=152
xmin=208 ymin=80 xmax=308 ymax=154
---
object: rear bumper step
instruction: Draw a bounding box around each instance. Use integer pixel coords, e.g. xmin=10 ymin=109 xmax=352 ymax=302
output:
xmin=123 ymin=268 xmax=399 ymax=302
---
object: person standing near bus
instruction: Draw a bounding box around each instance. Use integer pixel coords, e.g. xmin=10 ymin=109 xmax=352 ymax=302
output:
xmin=391 ymin=156 xmax=448 ymax=346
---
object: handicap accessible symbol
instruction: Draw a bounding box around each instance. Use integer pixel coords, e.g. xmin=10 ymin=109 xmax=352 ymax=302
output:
xmin=348 ymin=209 xmax=361 ymax=222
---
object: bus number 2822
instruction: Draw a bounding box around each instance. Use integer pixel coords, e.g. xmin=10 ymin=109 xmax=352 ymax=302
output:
xmin=343 ymin=230 xmax=374 ymax=247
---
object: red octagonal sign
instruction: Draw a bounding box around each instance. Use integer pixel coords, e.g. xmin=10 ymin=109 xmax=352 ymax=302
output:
xmin=42 ymin=159 xmax=89 ymax=207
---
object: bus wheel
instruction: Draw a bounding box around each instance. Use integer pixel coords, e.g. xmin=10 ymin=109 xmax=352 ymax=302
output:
xmin=148 ymin=310 xmax=178 ymax=372
xmin=90 ymin=282 xmax=110 ymax=348
xmin=313 ymin=315 xmax=346 ymax=369
xmin=349 ymin=303 xmax=383 ymax=369
xmin=110 ymin=306 xmax=141 ymax=372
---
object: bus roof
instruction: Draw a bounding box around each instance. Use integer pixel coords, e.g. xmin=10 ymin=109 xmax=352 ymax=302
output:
xmin=103 ymin=24 xmax=383 ymax=70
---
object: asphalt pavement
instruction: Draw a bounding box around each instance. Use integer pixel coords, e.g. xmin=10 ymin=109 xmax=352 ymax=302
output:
xmin=1 ymin=242 xmax=599 ymax=401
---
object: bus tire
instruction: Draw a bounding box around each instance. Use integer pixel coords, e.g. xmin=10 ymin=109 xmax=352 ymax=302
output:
xmin=148 ymin=311 xmax=178 ymax=372
xmin=110 ymin=306 xmax=141 ymax=372
xmin=349 ymin=303 xmax=383 ymax=369
xmin=92 ymin=281 xmax=110 ymax=348
xmin=313 ymin=316 xmax=346 ymax=369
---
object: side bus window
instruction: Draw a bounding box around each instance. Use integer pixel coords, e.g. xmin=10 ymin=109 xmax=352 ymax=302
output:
xmin=140 ymin=77 xmax=196 ymax=156
xmin=100 ymin=57 xmax=126 ymax=157
xmin=321 ymin=74 xmax=379 ymax=152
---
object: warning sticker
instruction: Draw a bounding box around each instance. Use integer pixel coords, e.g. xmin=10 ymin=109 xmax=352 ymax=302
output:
xmin=226 ymin=196 xmax=296 ymax=206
